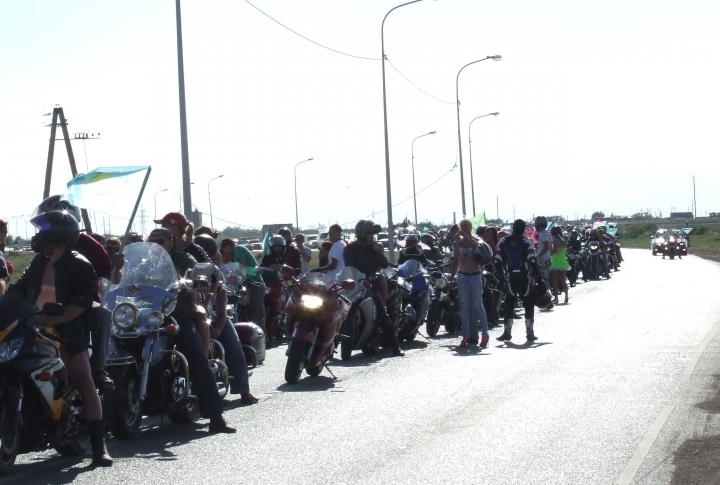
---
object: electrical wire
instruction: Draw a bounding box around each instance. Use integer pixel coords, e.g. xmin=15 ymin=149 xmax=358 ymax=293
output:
xmin=385 ymin=58 xmax=455 ymax=105
xmin=243 ymin=0 xmax=379 ymax=61
xmin=199 ymin=212 xmax=259 ymax=230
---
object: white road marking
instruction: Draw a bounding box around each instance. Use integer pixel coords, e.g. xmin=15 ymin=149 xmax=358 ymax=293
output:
xmin=682 ymin=325 xmax=720 ymax=383
xmin=615 ymin=403 xmax=676 ymax=485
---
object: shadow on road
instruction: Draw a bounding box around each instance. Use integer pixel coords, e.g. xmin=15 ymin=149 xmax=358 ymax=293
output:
xmin=498 ymin=341 xmax=553 ymax=350
xmin=276 ymin=375 xmax=338 ymax=393
xmin=670 ymin=374 xmax=720 ymax=484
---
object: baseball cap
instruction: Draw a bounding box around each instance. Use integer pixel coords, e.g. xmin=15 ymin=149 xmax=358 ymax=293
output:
xmin=154 ymin=212 xmax=189 ymax=227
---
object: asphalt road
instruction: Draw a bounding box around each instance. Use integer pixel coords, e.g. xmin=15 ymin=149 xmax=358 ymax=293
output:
xmin=3 ymin=249 xmax=720 ymax=485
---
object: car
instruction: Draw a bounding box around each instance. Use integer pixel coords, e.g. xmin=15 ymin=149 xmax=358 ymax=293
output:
xmin=319 ymin=232 xmax=329 ymax=241
xmin=306 ymin=235 xmax=318 ymax=249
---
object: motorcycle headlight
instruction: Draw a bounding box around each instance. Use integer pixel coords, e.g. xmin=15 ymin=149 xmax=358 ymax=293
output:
xmin=112 ymin=303 xmax=139 ymax=330
xmin=0 ymin=337 xmax=25 ymax=363
xmin=147 ymin=311 xmax=164 ymax=328
xmin=670 ymin=237 xmax=676 ymax=243
xmin=300 ymin=295 xmax=323 ymax=309
xmin=435 ymin=276 xmax=449 ymax=290
xmin=590 ymin=244 xmax=598 ymax=250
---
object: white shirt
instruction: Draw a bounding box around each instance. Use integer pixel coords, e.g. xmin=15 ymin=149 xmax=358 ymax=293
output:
xmin=536 ymin=229 xmax=552 ymax=262
xmin=299 ymin=244 xmax=312 ymax=276
xmin=325 ymin=239 xmax=346 ymax=282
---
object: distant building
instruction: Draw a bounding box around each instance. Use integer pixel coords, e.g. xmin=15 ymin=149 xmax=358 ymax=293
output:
xmin=710 ymin=212 xmax=719 ymax=218
xmin=669 ymin=212 xmax=694 ymax=219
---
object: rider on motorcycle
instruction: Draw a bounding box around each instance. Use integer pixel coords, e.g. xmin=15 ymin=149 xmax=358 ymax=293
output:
xmin=421 ymin=234 xmax=443 ymax=264
xmin=343 ymin=220 xmax=405 ymax=357
xmin=35 ymin=195 xmax=123 ymax=390
xmin=9 ymin=210 xmax=113 ymax=466
xmin=277 ymin=227 xmax=302 ymax=276
xmin=147 ymin=228 xmax=236 ymax=433
xmin=398 ymin=234 xmax=429 ymax=266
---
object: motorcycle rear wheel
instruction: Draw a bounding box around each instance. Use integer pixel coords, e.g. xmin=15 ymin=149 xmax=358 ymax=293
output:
xmin=340 ymin=316 xmax=355 ymax=361
xmin=284 ymin=339 xmax=306 ymax=384
xmin=104 ymin=367 xmax=142 ymax=440
xmin=55 ymin=427 xmax=90 ymax=457
xmin=0 ymin=407 xmax=21 ymax=473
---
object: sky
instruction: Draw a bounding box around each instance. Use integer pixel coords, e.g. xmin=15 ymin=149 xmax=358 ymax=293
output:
xmin=1 ymin=0 xmax=719 ymax=237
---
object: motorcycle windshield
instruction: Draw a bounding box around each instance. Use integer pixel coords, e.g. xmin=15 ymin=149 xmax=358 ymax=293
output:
xmin=300 ymin=271 xmax=337 ymax=288
xmin=397 ymin=260 xmax=425 ymax=278
xmin=110 ymin=242 xmax=179 ymax=297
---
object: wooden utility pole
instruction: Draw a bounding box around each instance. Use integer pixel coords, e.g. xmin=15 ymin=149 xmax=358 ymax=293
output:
xmin=693 ymin=174 xmax=697 ymax=218
xmin=43 ymin=106 xmax=93 ymax=232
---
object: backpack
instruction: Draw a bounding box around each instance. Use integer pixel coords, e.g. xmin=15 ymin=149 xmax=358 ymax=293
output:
xmin=474 ymin=240 xmax=494 ymax=266
xmin=503 ymin=238 xmax=527 ymax=273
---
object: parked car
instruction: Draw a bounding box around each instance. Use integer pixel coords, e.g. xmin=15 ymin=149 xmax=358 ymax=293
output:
xmin=306 ymin=235 xmax=318 ymax=249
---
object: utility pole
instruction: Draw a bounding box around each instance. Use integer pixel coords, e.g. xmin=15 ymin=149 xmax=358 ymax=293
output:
xmin=43 ymin=106 xmax=93 ymax=232
xmin=693 ymin=174 xmax=697 ymax=218
xmin=139 ymin=206 xmax=147 ymax=236
xmin=496 ymin=196 xmax=499 ymax=221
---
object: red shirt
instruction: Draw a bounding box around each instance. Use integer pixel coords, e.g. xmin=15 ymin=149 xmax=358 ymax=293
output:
xmin=73 ymin=233 xmax=112 ymax=302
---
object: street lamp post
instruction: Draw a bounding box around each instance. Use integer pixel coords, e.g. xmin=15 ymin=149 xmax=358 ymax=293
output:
xmin=411 ymin=131 xmax=436 ymax=224
xmin=381 ymin=0 xmax=424 ymax=263
xmin=154 ymin=188 xmax=168 ymax=221
xmin=294 ymin=158 xmax=314 ymax=231
xmin=178 ymin=182 xmax=194 ymax=211
xmin=207 ymin=175 xmax=224 ymax=229
xmin=468 ymin=112 xmax=499 ymax=217
xmin=455 ymin=55 xmax=502 ymax=216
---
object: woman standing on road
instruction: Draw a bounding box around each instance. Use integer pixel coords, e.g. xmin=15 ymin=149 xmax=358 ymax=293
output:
xmin=549 ymin=226 xmax=570 ymax=305
xmin=449 ymin=219 xmax=490 ymax=348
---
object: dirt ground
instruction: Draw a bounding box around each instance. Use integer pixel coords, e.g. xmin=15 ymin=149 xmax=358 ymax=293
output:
xmin=689 ymin=248 xmax=720 ymax=263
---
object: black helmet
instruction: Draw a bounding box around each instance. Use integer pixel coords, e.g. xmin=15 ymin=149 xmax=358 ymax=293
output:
xmin=405 ymin=234 xmax=418 ymax=247
xmin=533 ymin=285 xmax=552 ymax=309
xmin=355 ymin=220 xmax=382 ymax=240
xmin=193 ymin=234 xmax=218 ymax=258
xmin=277 ymin=227 xmax=293 ymax=245
xmin=475 ymin=225 xmax=487 ymax=237
xmin=30 ymin=210 xmax=80 ymax=252
xmin=34 ymin=195 xmax=82 ymax=226
xmin=420 ymin=234 xmax=435 ymax=247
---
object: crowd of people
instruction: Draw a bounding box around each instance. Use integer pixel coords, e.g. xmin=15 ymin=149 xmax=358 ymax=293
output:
xmin=0 ymin=194 xmax=624 ymax=468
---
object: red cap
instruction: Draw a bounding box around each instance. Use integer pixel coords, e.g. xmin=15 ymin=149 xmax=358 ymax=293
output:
xmin=154 ymin=212 xmax=189 ymax=227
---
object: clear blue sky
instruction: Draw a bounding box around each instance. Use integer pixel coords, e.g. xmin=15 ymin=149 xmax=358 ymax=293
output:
xmin=1 ymin=0 xmax=719 ymax=235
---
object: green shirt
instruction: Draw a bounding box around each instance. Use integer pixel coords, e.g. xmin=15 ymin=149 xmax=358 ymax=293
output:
xmin=234 ymin=245 xmax=262 ymax=282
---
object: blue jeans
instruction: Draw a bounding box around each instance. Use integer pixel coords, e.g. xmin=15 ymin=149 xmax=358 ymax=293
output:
xmin=457 ymin=273 xmax=489 ymax=338
xmin=216 ymin=319 xmax=250 ymax=395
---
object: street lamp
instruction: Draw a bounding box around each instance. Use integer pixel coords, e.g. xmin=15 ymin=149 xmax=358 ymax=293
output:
xmin=381 ymin=0 xmax=425 ymax=263
xmin=411 ymin=131 xmax=436 ymax=224
xmin=175 ymin=0 xmax=193 ymax=220
xmin=455 ymin=55 xmax=502 ymax=216
xmin=207 ymin=175 xmax=224 ymax=230
xmin=468 ymin=112 xmax=499 ymax=217
xmin=179 ymin=182 xmax=194 ymax=211
xmin=294 ymin=158 xmax=314 ymax=231
xmin=154 ymin=188 xmax=168 ymax=220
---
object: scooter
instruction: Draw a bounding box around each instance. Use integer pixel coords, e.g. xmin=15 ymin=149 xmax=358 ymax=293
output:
xmin=283 ymin=268 xmax=353 ymax=383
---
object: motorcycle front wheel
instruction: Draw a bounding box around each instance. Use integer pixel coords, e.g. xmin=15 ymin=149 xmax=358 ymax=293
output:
xmin=425 ymin=302 xmax=441 ymax=338
xmin=284 ymin=339 xmax=306 ymax=384
xmin=104 ymin=367 xmax=142 ymax=440
xmin=0 ymin=406 xmax=22 ymax=473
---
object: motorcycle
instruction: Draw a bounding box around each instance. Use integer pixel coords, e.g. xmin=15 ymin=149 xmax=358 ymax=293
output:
xmin=425 ymin=270 xmax=461 ymax=337
xmin=258 ymin=265 xmax=294 ymax=346
xmin=396 ymin=260 xmax=432 ymax=342
xmin=0 ymin=297 xmax=89 ymax=472
xmin=566 ymin=248 xmax=581 ymax=286
xmin=102 ymin=243 xmax=208 ymax=440
xmin=339 ymin=267 xmax=406 ymax=360
xmin=665 ymin=235 xmax=678 ymax=260
xmin=283 ymin=269 xmax=353 ymax=383
xmin=583 ymin=240 xmax=604 ymax=280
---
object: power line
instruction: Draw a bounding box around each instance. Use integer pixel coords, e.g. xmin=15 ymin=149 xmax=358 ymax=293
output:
xmin=199 ymin=212 xmax=259 ymax=230
xmin=385 ymin=57 xmax=454 ymax=105
xmin=243 ymin=0 xmax=379 ymax=61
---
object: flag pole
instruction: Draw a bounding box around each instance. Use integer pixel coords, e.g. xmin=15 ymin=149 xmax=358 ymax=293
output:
xmin=101 ymin=167 xmax=152 ymax=306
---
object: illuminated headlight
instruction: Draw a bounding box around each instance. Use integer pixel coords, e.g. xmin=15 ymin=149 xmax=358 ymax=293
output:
xmin=300 ymin=295 xmax=323 ymax=309
xmin=147 ymin=311 xmax=164 ymax=328
xmin=669 ymin=237 xmax=676 ymax=243
xmin=112 ymin=303 xmax=139 ymax=330
xmin=435 ymin=276 xmax=449 ymax=290
xmin=0 ymin=337 xmax=24 ymax=363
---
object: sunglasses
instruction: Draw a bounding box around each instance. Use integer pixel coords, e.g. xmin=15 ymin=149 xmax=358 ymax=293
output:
xmin=149 ymin=238 xmax=168 ymax=245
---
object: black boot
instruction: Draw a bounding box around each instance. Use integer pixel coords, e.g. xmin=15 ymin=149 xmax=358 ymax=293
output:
xmin=87 ymin=419 xmax=112 ymax=467
xmin=525 ymin=319 xmax=538 ymax=341
xmin=209 ymin=414 xmax=236 ymax=434
xmin=497 ymin=319 xmax=513 ymax=341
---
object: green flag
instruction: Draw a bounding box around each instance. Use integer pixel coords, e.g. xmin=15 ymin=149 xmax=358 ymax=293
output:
xmin=471 ymin=212 xmax=487 ymax=232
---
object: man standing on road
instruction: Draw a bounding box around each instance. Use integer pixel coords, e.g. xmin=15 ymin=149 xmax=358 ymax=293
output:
xmin=295 ymin=233 xmax=312 ymax=276
xmin=315 ymin=224 xmax=345 ymax=281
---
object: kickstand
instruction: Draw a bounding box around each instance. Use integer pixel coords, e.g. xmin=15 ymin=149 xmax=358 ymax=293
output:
xmin=324 ymin=364 xmax=338 ymax=380
xmin=416 ymin=331 xmax=432 ymax=343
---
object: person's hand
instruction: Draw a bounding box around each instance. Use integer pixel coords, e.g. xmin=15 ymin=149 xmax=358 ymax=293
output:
xmin=373 ymin=241 xmax=384 ymax=252
xmin=453 ymin=233 xmax=462 ymax=243
xmin=228 ymin=273 xmax=239 ymax=284
xmin=112 ymin=253 xmax=125 ymax=270
xmin=214 ymin=284 xmax=228 ymax=311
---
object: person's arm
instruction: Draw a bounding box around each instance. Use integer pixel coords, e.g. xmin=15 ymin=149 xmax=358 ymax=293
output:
xmin=209 ymin=285 xmax=228 ymax=339
xmin=449 ymin=244 xmax=460 ymax=280
xmin=342 ymin=244 xmax=353 ymax=270
xmin=374 ymin=244 xmax=389 ymax=269
xmin=300 ymin=246 xmax=311 ymax=264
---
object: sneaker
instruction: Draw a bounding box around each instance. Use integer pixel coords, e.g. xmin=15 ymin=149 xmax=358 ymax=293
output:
xmin=459 ymin=336 xmax=469 ymax=347
xmin=526 ymin=331 xmax=538 ymax=341
xmin=497 ymin=332 xmax=512 ymax=341
xmin=480 ymin=334 xmax=489 ymax=348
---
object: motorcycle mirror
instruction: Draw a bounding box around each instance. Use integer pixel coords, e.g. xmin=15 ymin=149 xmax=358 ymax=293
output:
xmin=340 ymin=279 xmax=356 ymax=290
xmin=280 ymin=265 xmax=295 ymax=277
xmin=193 ymin=262 xmax=215 ymax=277
xmin=41 ymin=302 xmax=64 ymax=316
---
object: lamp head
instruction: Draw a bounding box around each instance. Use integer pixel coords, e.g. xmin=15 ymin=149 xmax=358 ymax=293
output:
xmin=492 ymin=55 xmax=502 ymax=61
xmin=492 ymin=112 xmax=499 ymax=116
xmin=429 ymin=131 xmax=437 ymax=135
